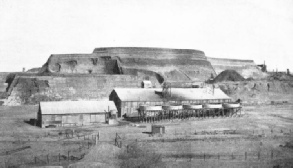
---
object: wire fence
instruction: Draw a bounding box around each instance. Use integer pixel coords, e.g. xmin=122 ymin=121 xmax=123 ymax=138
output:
xmin=0 ymin=128 xmax=292 ymax=167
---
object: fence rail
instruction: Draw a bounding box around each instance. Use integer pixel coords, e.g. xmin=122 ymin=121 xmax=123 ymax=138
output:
xmin=1 ymin=129 xmax=292 ymax=167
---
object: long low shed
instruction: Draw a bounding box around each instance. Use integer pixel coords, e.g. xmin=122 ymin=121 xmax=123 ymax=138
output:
xmin=38 ymin=101 xmax=117 ymax=128
xmin=109 ymin=88 xmax=231 ymax=117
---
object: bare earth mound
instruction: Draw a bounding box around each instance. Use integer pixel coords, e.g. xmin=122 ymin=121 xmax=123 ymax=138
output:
xmin=213 ymin=69 xmax=245 ymax=83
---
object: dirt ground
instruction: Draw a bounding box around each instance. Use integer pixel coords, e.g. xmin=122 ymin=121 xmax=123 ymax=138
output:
xmin=0 ymin=104 xmax=292 ymax=168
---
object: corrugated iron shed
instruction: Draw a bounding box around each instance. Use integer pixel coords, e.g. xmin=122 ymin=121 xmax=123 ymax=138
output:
xmin=40 ymin=101 xmax=117 ymax=115
xmin=113 ymin=88 xmax=231 ymax=102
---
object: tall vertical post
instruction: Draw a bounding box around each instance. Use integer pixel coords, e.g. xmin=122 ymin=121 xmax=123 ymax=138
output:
xmin=68 ymin=151 xmax=70 ymax=162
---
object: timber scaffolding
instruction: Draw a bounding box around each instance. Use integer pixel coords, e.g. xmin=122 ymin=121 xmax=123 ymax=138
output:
xmin=138 ymin=103 xmax=242 ymax=123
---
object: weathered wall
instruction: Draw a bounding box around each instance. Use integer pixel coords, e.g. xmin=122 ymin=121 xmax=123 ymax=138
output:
xmin=207 ymin=57 xmax=267 ymax=79
xmin=4 ymin=74 xmax=159 ymax=105
xmin=41 ymin=113 xmax=106 ymax=128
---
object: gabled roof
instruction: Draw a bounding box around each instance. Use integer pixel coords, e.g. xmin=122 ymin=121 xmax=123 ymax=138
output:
xmin=113 ymin=88 xmax=231 ymax=102
xmin=40 ymin=101 xmax=117 ymax=115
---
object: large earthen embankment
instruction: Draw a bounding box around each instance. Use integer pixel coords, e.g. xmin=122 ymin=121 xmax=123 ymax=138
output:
xmin=0 ymin=72 xmax=10 ymax=93
xmin=4 ymin=74 xmax=160 ymax=105
xmin=41 ymin=53 xmax=120 ymax=74
xmin=93 ymin=47 xmax=216 ymax=81
xmin=41 ymin=47 xmax=216 ymax=82
xmin=218 ymin=80 xmax=293 ymax=105
xmin=208 ymin=57 xmax=267 ymax=79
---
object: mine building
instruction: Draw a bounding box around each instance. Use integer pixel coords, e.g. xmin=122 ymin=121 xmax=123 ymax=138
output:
xmin=37 ymin=101 xmax=117 ymax=128
xmin=109 ymin=88 xmax=231 ymax=118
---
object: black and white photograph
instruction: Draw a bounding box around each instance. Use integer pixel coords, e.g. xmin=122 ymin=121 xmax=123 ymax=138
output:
xmin=0 ymin=0 xmax=293 ymax=167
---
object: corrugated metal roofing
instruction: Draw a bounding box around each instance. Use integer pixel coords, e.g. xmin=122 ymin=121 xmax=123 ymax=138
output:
xmin=113 ymin=88 xmax=231 ymax=102
xmin=40 ymin=101 xmax=117 ymax=115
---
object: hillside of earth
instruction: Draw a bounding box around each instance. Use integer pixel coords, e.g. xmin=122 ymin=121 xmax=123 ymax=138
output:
xmin=214 ymin=72 xmax=293 ymax=105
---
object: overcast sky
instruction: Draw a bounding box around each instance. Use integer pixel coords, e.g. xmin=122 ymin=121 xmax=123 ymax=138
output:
xmin=0 ymin=0 xmax=293 ymax=72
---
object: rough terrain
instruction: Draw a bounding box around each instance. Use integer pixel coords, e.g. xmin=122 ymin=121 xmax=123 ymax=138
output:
xmin=0 ymin=104 xmax=292 ymax=168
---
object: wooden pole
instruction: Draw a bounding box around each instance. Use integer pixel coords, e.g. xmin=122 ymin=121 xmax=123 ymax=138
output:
xmin=68 ymin=151 xmax=70 ymax=162
xmin=47 ymin=154 xmax=49 ymax=164
xmin=239 ymin=108 xmax=241 ymax=117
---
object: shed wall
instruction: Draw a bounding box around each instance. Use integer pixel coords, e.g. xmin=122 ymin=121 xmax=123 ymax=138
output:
xmin=41 ymin=113 xmax=106 ymax=128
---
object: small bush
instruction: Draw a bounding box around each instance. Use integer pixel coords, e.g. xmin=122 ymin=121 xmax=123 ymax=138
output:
xmin=118 ymin=143 xmax=165 ymax=168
